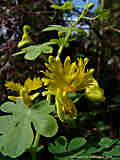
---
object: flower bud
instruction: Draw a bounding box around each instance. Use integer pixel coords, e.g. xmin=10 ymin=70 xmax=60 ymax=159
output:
xmin=87 ymin=3 xmax=95 ymax=9
xmin=85 ymin=86 xmax=105 ymax=102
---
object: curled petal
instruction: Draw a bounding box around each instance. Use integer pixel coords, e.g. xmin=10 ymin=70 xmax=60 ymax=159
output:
xmin=48 ymin=56 xmax=55 ymax=64
xmin=55 ymin=89 xmax=77 ymax=121
xmin=64 ymin=56 xmax=71 ymax=74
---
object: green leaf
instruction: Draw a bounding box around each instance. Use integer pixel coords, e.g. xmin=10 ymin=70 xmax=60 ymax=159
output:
xmin=103 ymin=145 xmax=120 ymax=156
xmin=31 ymin=112 xmax=58 ymax=137
xmin=0 ymin=99 xmax=58 ymax=157
xmin=0 ymin=118 xmax=33 ymax=158
xmin=24 ymin=44 xmax=53 ymax=60
xmin=48 ymin=136 xmax=67 ymax=154
xmin=32 ymin=100 xmax=55 ymax=114
xmin=98 ymin=137 xmax=114 ymax=149
xmin=95 ymin=8 xmax=110 ymax=20
xmin=68 ymin=137 xmax=86 ymax=152
xmin=50 ymin=1 xmax=73 ymax=10
xmin=13 ymin=43 xmax=53 ymax=61
xmin=42 ymin=25 xmax=68 ymax=33
xmin=0 ymin=100 xmax=33 ymax=158
xmin=84 ymin=147 xmax=103 ymax=154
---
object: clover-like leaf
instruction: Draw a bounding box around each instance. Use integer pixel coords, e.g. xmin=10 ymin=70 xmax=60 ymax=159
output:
xmin=24 ymin=44 xmax=53 ymax=60
xmin=98 ymin=137 xmax=114 ymax=149
xmin=68 ymin=137 xmax=86 ymax=152
xmin=48 ymin=136 xmax=67 ymax=154
xmin=0 ymin=99 xmax=58 ymax=158
xmin=13 ymin=43 xmax=54 ymax=60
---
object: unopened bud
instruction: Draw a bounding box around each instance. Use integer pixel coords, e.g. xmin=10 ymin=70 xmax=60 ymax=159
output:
xmin=87 ymin=3 xmax=95 ymax=9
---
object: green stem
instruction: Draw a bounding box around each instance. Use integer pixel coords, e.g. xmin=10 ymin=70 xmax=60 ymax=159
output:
xmin=57 ymin=27 xmax=72 ymax=57
xmin=57 ymin=1 xmax=89 ymax=58
xmin=31 ymin=132 xmax=40 ymax=160
xmin=31 ymin=151 xmax=37 ymax=160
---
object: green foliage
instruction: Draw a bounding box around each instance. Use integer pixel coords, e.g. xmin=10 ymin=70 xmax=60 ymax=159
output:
xmin=95 ymin=8 xmax=110 ymax=20
xmin=0 ymin=0 xmax=117 ymax=160
xmin=67 ymin=137 xmax=87 ymax=152
xmin=13 ymin=43 xmax=54 ymax=60
xmin=51 ymin=1 xmax=73 ymax=11
xmin=0 ymin=99 xmax=58 ymax=157
xmin=42 ymin=25 xmax=68 ymax=33
xmin=48 ymin=136 xmax=120 ymax=160
xmin=98 ymin=137 xmax=116 ymax=149
xmin=48 ymin=136 xmax=68 ymax=154
xmin=48 ymin=136 xmax=87 ymax=160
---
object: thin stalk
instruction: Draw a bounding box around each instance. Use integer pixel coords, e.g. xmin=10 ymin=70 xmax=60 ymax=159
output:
xmin=57 ymin=28 xmax=72 ymax=57
xmin=31 ymin=132 xmax=40 ymax=160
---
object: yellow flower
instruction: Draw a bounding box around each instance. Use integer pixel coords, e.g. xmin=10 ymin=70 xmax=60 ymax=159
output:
xmin=17 ymin=25 xmax=32 ymax=48
xmin=5 ymin=77 xmax=42 ymax=106
xmin=42 ymin=56 xmax=95 ymax=97
xmin=5 ymin=81 xmax=23 ymax=92
xmin=41 ymin=56 xmax=96 ymax=121
xmin=55 ymin=88 xmax=77 ymax=121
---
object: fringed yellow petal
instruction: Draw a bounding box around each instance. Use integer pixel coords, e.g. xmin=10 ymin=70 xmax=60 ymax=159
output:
xmin=5 ymin=81 xmax=23 ymax=93
xmin=24 ymin=77 xmax=42 ymax=93
xmin=24 ymin=78 xmax=32 ymax=92
xmin=42 ymin=78 xmax=50 ymax=85
xmin=56 ymin=56 xmax=63 ymax=74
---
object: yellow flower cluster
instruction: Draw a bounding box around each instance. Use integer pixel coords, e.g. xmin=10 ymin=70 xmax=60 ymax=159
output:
xmin=41 ymin=56 xmax=104 ymax=121
xmin=5 ymin=77 xmax=42 ymax=106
